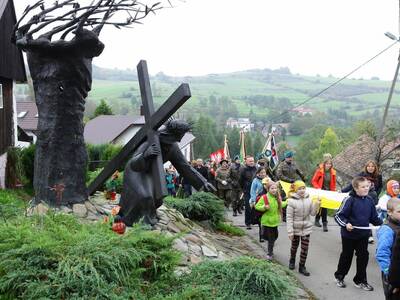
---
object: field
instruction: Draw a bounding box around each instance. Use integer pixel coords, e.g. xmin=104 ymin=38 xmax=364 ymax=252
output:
xmin=87 ymin=66 xmax=400 ymax=119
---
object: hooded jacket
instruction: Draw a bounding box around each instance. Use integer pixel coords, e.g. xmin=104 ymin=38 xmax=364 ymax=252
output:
xmin=286 ymin=191 xmax=320 ymax=236
xmin=335 ymin=190 xmax=382 ymax=239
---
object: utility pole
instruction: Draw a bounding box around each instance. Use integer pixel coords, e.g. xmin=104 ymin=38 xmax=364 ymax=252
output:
xmin=375 ymin=51 xmax=400 ymax=162
xmin=375 ymin=0 xmax=400 ymax=163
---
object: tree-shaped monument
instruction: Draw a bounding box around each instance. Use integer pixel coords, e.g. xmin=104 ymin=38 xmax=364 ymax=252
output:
xmin=12 ymin=0 xmax=162 ymax=205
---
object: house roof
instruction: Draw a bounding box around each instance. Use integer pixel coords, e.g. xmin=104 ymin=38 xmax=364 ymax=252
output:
xmin=16 ymin=101 xmax=38 ymax=131
xmin=84 ymin=115 xmax=143 ymax=145
xmin=84 ymin=114 xmax=195 ymax=147
xmin=333 ymin=134 xmax=400 ymax=178
xmin=0 ymin=0 xmax=27 ymax=82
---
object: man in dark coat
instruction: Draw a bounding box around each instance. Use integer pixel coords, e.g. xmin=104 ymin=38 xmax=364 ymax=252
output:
xmin=239 ymin=156 xmax=257 ymax=229
xmin=195 ymin=159 xmax=209 ymax=181
xmin=118 ymin=120 xmax=215 ymax=226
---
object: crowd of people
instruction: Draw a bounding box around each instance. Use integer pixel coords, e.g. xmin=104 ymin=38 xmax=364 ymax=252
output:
xmin=164 ymin=151 xmax=400 ymax=299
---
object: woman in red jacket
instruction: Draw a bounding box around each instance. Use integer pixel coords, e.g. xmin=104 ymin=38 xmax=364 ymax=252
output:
xmin=311 ymin=153 xmax=336 ymax=232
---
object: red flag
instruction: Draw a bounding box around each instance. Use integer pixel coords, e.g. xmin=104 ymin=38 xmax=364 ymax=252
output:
xmin=210 ymin=148 xmax=225 ymax=163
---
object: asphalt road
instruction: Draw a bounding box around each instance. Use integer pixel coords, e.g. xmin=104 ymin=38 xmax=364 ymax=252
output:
xmin=228 ymin=214 xmax=384 ymax=300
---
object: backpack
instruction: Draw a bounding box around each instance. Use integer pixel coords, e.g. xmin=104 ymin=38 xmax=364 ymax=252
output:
xmin=253 ymin=194 xmax=269 ymax=224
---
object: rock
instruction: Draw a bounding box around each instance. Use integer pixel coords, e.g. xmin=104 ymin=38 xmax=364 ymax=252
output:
xmin=85 ymin=201 xmax=98 ymax=214
xmin=72 ymin=204 xmax=87 ymax=218
xmin=167 ymin=222 xmax=181 ymax=233
xmin=87 ymin=212 xmax=99 ymax=220
xmin=59 ymin=205 xmax=72 ymax=214
xmin=201 ymin=245 xmax=218 ymax=258
xmin=189 ymin=255 xmax=202 ymax=264
xmin=185 ymin=234 xmax=201 ymax=244
xmin=158 ymin=217 xmax=170 ymax=225
xmin=188 ymin=242 xmax=202 ymax=256
xmin=29 ymin=203 xmax=49 ymax=216
xmin=173 ymin=238 xmax=188 ymax=253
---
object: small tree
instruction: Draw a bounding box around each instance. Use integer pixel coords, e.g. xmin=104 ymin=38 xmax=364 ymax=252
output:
xmin=312 ymin=127 xmax=341 ymax=162
xmin=94 ymin=99 xmax=113 ymax=117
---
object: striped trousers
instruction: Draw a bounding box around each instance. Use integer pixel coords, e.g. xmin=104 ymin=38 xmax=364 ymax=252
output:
xmin=290 ymin=235 xmax=310 ymax=265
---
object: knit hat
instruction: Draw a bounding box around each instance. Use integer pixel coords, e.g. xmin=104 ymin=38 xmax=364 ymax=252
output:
xmin=233 ymin=155 xmax=240 ymax=161
xmin=292 ymin=180 xmax=306 ymax=192
xmin=261 ymin=177 xmax=270 ymax=185
xmin=284 ymin=150 xmax=294 ymax=159
xmin=323 ymin=153 xmax=332 ymax=162
xmin=387 ymin=180 xmax=400 ymax=197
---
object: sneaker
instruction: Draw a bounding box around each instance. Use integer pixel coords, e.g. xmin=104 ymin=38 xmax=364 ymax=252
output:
xmin=368 ymin=237 xmax=374 ymax=244
xmin=335 ymin=278 xmax=346 ymax=288
xmin=266 ymin=254 xmax=273 ymax=261
xmin=259 ymin=237 xmax=265 ymax=243
xmin=354 ymin=282 xmax=374 ymax=291
xmin=314 ymin=220 xmax=322 ymax=227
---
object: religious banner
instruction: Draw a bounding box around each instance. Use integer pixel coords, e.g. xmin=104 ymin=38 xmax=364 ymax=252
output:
xmin=210 ymin=148 xmax=225 ymax=163
xmin=262 ymin=131 xmax=279 ymax=170
xmin=239 ymin=130 xmax=246 ymax=162
xmin=279 ymin=180 xmax=348 ymax=210
xmin=223 ymin=134 xmax=230 ymax=160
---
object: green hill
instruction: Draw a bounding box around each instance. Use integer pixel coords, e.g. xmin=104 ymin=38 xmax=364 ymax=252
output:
xmin=87 ymin=66 xmax=400 ymax=120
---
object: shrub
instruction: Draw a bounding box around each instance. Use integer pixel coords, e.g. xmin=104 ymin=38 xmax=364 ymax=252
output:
xmin=151 ymin=257 xmax=296 ymax=300
xmin=20 ymin=144 xmax=35 ymax=186
xmin=0 ymin=214 xmax=180 ymax=299
xmin=5 ymin=147 xmax=24 ymax=188
xmin=0 ymin=190 xmax=27 ymax=220
xmin=215 ymin=222 xmax=245 ymax=236
xmin=164 ymin=192 xmax=225 ymax=227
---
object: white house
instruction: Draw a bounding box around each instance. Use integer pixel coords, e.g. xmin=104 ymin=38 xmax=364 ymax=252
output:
xmin=226 ymin=117 xmax=254 ymax=132
xmin=84 ymin=115 xmax=195 ymax=162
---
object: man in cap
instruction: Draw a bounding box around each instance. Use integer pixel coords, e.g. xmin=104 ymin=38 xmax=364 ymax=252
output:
xmin=215 ymin=158 xmax=232 ymax=208
xmin=276 ymin=150 xmax=305 ymax=222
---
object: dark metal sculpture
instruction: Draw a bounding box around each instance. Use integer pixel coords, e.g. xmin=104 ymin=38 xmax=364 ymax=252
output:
xmin=90 ymin=60 xmax=215 ymax=225
xmin=119 ymin=118 xmax=215 ymax=226
xmin=12 ymin=0 xmax=162 ymax=205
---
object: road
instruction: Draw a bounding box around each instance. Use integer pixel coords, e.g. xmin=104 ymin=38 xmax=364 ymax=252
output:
xmin=228 ymin=214 xmax=384 ymax=300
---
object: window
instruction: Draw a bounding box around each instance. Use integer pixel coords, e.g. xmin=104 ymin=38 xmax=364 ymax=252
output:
xmin=0 ymin=84 xmax=3 ymax=109
xmin=393 ymin=161 xmax=400 ymax=170
xmin=17 ymin=111 xmax=27 ymax=118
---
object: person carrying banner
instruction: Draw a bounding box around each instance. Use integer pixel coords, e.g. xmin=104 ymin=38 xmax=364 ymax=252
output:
xmin=276 ymin=150 xmax=305 ymax=222
xmin=311 ymin=153 xmax=336 ymax=232
xmin=256 ymin=180 xmax=287 ymax=260
xmin=230 ymin=155 xmax=242 ymax=216
xmin=334 ymin=176 xmax=383 ymax=291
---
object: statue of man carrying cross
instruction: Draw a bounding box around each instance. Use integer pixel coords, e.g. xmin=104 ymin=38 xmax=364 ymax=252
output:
xmin=88 ymin=60 xmax=215 ymax=225
xmin=119 ymin=119 xmax=215 ymax=225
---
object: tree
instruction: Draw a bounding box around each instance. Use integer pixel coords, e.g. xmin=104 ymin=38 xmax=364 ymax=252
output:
xmin=252 ymin=132 xmax=264 ymax=157
xmin=94 ymin=99 xmax=113 ymax=117
xmin=192 ymin=116 xmax=219 ymax=159
xmin=311 ymin=127 xmax=340 ymax=163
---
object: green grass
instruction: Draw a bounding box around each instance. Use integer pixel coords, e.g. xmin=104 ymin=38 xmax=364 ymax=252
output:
xmin=86 ymin=68 xmax=400 ymax=119
xmin=215 ymin=222 xmax=245 ymax=236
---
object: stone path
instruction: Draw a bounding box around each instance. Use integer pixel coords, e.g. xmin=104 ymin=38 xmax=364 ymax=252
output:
xmin=228 ymin=213 xmax=383 ymax=300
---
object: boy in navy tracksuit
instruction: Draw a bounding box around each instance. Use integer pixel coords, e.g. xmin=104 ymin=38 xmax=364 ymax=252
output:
xmin=334 ymin=176 xmax=383 ymax=291
xmin=376 ymin=197 xmax=400 ymax=299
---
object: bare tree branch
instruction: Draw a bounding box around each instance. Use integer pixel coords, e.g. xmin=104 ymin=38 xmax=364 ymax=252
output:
xmin=13 ymin=0 xmax=165 ymax=44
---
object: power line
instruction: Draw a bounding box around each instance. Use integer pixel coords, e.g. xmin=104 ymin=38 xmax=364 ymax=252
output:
xmin=268 ymin=41 xmax=399 ymax=123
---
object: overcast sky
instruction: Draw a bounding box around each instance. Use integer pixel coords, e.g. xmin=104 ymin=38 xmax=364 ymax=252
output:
xmin=14 ymin=0 xmax=400 ymax=79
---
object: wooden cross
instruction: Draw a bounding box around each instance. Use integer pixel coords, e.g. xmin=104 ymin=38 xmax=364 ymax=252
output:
xmin=88 ymin=60 xmax=191 ymax=196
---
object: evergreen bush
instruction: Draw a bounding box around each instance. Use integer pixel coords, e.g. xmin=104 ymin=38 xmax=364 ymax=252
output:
xmin=0 ymin=214 xmax=180 ymax=299
xmin=164 ymin=192 xmax=225 ymax=227
xmin=151 ymin=257 xmax=296 ymax=300
xmin=20 ymin=144 xmax=35 ymax=187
